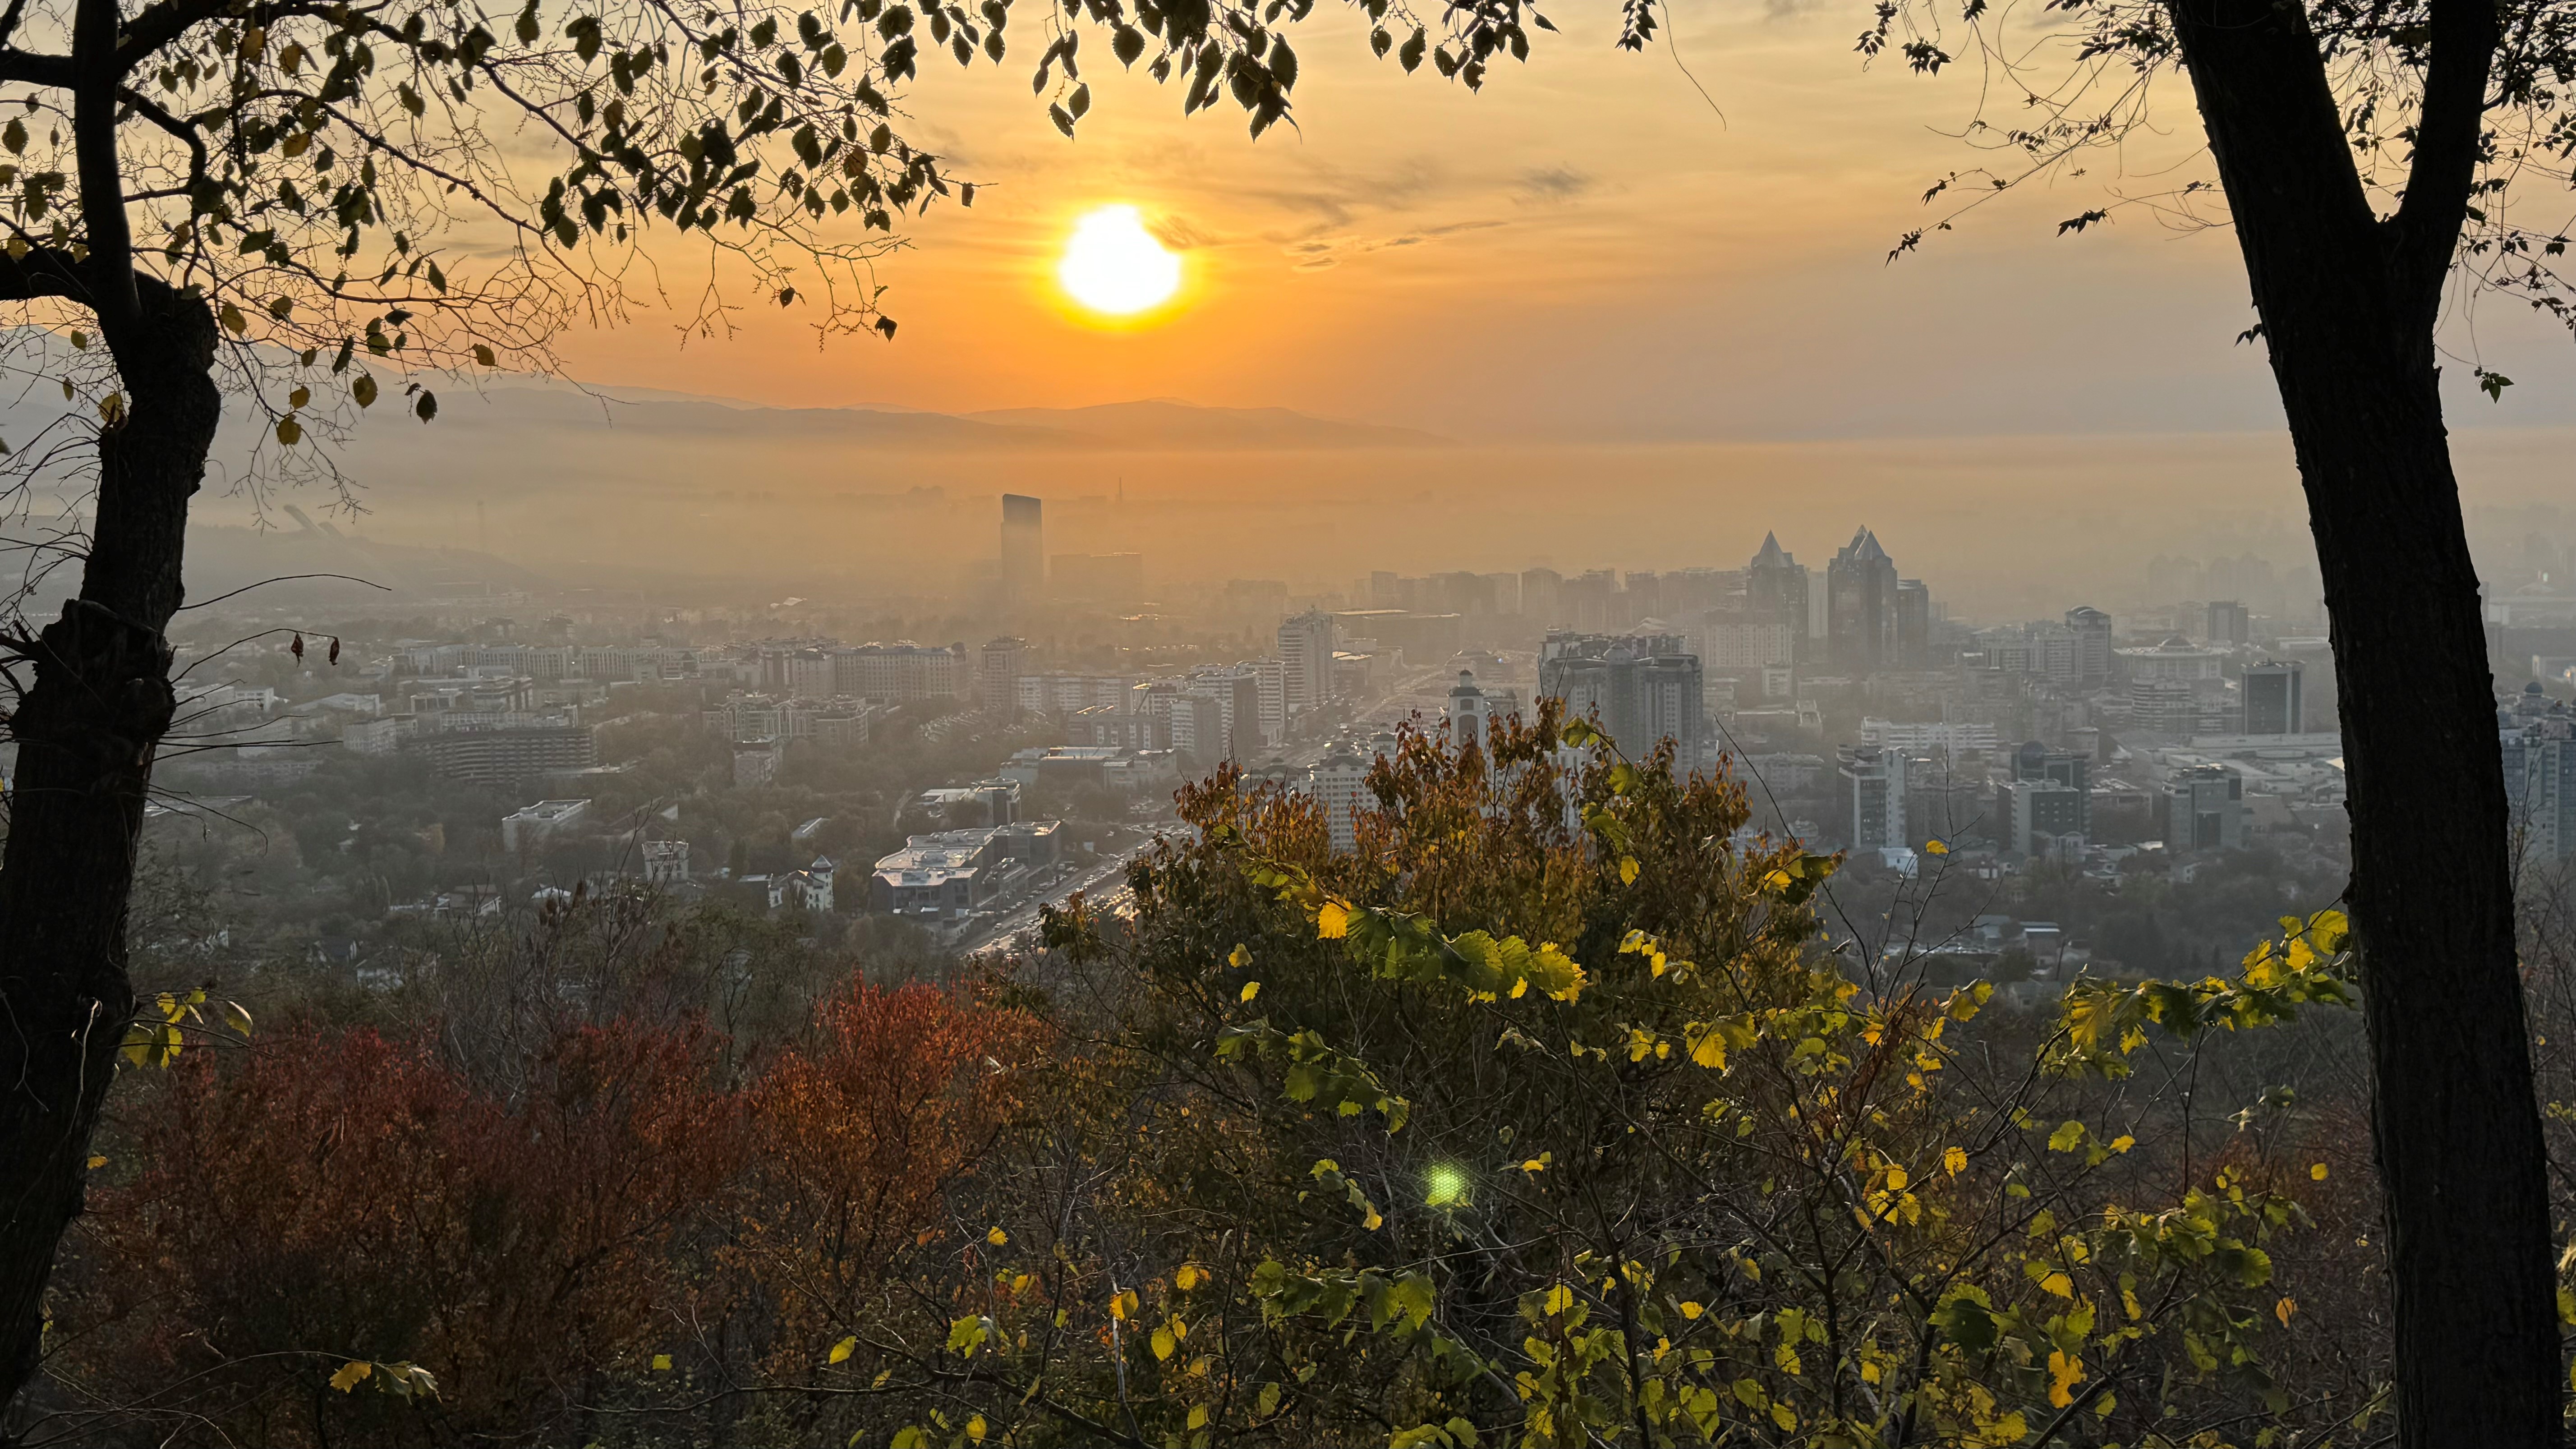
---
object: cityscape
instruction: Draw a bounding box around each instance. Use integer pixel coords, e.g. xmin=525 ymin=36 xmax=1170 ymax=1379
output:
xmin=4 ymin=0 xmax=2573 ymax=1436
xmin=144 ymin=486 xmax=2576 ymax=985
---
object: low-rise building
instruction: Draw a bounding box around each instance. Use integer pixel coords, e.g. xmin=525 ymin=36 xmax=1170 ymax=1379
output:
xmin=502 ymin=799 xmax=591 ymax=854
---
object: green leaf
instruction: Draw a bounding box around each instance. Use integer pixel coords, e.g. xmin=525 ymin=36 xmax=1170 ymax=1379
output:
xmin=1930 ymin=1289 xmax=1998 ymax=1353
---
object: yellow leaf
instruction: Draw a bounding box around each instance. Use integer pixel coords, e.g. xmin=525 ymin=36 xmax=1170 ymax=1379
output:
xmin=1186 ymin=1405 xmax=1210 ymax=1430
xmin=651 ymin=1353 xmax=672 ymax=1371
xmin=2110 ymin=1135 xmax=2135 ymax=1154
xmin=1150 ymin=1326 xmax=1176 ymax=1361
xmin=1942 ymin=1145 xmax=1968 ymax=1177
xmin=986 ymin=1226 xmax=1008 ymax=1246
xmin=85 ymin=1154 xmax=105 ymax=1169
xmin=2047 ymin=1350 xmax=2084 ymax=1408
xmin=1619 ymin=856 xmax=1639 ymax=885
xmin=828 ymin=1335 xmax=856 ymax=1365
xmin=2048 ymin=1120 xmax=2086 ymax=1152
xmin=2040 ymin=1272 xmax=2074 ymax=1298
xmin=1240 ymin=981 xmax=1260 ymax=1003
xmin=1543 ymin=1284 xmax=1574 ymax=1316
xmin=329 ymin=1361 xmax=373 ymax=1393
xmin=1679 ymin=1301 xmax=1704 ymax=1320
xmin=1882 ymin=1164 xmax=1909 ymax=1191
xmin=1925 ymin=838 xmax=1950 ymax=855
xmin=1521 ymin=1157 xmax=1548 ymax=1173
xmin=1176 ymin=1264 xmax=1203 ymax=1291
xmin=1111 ymin=1289 xmax=1139 ymax=1321
xmin=1228 ymin=943 xmax=1251 ymax=968
xmin=1687 ymin=1026 xmax=1726 ymax=1071
xmin=1770 ymin=1401 xmax=1797 ymax=1431
xmin=1316 ymin=902 xmax=1349 ymax=939
xmin=2310 ymin=1162 xmax=2329 ymax=1181
xmin=967 ymin=1414 xmax=989 ymax=1443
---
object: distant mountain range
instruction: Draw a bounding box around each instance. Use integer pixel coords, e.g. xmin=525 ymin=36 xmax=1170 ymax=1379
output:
xmin=460 ymin=387 xmax=1452 ymax=451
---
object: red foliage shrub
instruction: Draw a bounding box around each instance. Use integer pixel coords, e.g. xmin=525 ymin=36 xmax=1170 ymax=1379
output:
xmin=58 ymin=1021 xmax=739 ymax=1445
xmin=727 ymin=983 xmax=1043 ymax=1374
xmin=47 ymin=983 xmax=1041 ymax=1445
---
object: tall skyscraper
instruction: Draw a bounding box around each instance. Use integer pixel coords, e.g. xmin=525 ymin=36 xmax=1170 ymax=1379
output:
xmin=1744 ymin=532 xmax=1810 ymax=656
xmin=2207 ymin=600 xmax=2252 ymax=645
xmin=2243 ymin=660 xmax=2305 ymax=735
xmin=1278 ymin=609 xmax=1335 ymax=719
xmin=999 ymin=494 xmax=1044 ymax=604
xmin=1826 ymin=527 xmax=1899 ymax=673
xmin=1895 ymin=579 xmax=1931 ymax=667
xmin=1539 ymin=632 xmax=1705 ymax=775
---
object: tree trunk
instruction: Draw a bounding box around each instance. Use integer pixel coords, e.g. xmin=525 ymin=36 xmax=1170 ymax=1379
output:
xmin=0 ymin=275 xmax=218 ymax=1420
xmin=2172 ymin=0 xmax=2560 ymax=1441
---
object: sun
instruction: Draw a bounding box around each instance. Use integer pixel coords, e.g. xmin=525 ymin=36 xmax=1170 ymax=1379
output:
xmin=1058 ymin=205 xmax=1183 ymax=317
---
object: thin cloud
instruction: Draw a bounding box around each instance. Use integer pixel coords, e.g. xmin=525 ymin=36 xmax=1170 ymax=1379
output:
xmin=1516 ymin=167 xmax=1592 ymax=204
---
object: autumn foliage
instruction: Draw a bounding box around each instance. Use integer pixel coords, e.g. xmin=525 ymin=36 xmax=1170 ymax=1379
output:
xmin=47 ymin=982 xmax=1036 ymax=1446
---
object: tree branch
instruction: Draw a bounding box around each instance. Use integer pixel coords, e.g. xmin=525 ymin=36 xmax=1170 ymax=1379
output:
xmin=0 ymin=244 xmax=90 ymax=304
xmin=116 ymin=86 xmax=207 ymax=189
xmin=2388 ymin=0 xmax=2502 ymax=327
xmin=0 ymin=46 xmax=79 ymax=89
xmin=72 ymin=0 xmax=138 ymax=335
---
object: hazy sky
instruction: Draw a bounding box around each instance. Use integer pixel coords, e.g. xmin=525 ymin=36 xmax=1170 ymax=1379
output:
xmin=525 ymin=0 xmax=2576 ymax=442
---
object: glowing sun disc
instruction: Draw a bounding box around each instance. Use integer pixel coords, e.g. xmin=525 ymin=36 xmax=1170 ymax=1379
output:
xmin=1059 ymin=205 xmax=1182 ymax=316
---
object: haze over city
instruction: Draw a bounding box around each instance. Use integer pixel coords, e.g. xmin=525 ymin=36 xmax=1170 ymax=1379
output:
xmin=5 ymin=0 xmax=2576 ymax=1440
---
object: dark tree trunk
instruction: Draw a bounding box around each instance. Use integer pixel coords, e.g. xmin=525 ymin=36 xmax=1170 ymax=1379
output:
xmin=2172 ymin=0 xmax=2559 ymax=1441
xmin=0 ymin=274 xmax=218 ymax=1420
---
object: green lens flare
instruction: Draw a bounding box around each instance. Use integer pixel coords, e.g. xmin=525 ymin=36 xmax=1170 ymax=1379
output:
xmin=1425 ymin=1164 xmax=1467 ymax=1207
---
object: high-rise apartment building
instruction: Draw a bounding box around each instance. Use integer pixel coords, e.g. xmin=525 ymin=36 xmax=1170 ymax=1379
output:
xmin=1519 ymin=568 xmax=1564 ymax=627
xmin=1308 ymin=737 xmax=1370 ymax=851
xmin=2065 ymin=607 xmax=2114 ymax=689
xmin=1827 ymin=527 xmax=1900 ymax=673
xmin=1000 ymin=493 xmax=1044 ymax=604
xmin=1278 ymin=610 xmax=1336 ymax=719
xmin=1837 ymin=745 xmax=1907 ymax=851
xmin=1189 ymin=664 xmax=1265 ymax=762
xmin=2243 ymin=660 xmax=2305 ymax=735
xmin=1539 ymin=632 xmax=1705 ymax=775
xmin=2208 ymin=600 xmax=2252 ymax=646
xmin=979 ymin=637 xmax=1026 ymax=720
xmin=1254 ymin=656 xmax=1287 ymax=744
xmin=2503 ymin=691 xmax=2576 ymax=861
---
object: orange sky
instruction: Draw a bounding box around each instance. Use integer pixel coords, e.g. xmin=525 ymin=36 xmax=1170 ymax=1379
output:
xmin=519 ymin=0 xmax=2576 ymax=442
